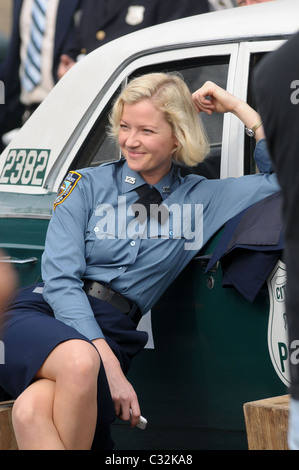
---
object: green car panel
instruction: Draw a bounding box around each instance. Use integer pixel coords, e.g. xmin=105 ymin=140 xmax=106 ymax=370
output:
xmin=111 ymin=231 xmax=287 ymax=450
xmin=0 ymin=193 xmax=54 ymax=286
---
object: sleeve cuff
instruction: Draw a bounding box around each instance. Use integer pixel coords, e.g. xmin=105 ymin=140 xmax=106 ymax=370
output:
xmin=254 ymin=138 xmax=274 ymax=174
xmin=68 ymin=316 xmax=105 ymax=341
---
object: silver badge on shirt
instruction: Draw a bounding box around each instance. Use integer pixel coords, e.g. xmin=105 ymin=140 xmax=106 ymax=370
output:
xmin=125 ymin=176 xmax=136 ymax=185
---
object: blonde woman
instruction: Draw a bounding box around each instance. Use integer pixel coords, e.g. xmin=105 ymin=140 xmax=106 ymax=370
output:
xmin=0 ymin=73 xmax=279 ymax=450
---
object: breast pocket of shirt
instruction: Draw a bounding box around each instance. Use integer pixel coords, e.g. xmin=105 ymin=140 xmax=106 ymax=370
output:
xmin=85 ymin=206 xmax=140 ymax=267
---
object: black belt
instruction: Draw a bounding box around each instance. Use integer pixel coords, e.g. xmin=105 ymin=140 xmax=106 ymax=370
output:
xmin=83 ymin=280 xmax=141 ymax=325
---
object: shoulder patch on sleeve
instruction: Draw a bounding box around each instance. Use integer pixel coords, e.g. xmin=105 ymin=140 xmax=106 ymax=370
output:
xmin=54 ymin=171 xmax=82 ymax=210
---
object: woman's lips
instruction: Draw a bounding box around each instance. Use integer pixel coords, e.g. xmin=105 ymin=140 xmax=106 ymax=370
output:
xmin=127 ymin=150 xmax=146 ymax=159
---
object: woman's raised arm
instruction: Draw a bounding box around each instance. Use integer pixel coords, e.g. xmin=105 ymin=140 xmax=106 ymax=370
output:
xmin=192 ymin=81 xmax=265 ymax=142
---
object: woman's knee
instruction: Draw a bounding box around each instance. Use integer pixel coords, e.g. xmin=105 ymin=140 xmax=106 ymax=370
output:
xmin=12 ymin=380 xmax=55 ymax=431
xmin=37 ymin=339 xmax=101 ymax=396
xmin=63 ymin=342 xmax=101 ymax=392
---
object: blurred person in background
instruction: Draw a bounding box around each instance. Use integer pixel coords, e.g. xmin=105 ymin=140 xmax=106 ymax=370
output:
xmin=0 ymin=255 xmax=17 ymax=322
xmin=209 ymin=0 xmax=236 ymax=10
xmin=0 ymin=0 xmax=82 ymax=151
xmin=58 ymin=0 xmax=210 ymax=79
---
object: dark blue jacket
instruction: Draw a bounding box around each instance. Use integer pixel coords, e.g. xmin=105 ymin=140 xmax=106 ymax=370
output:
xmin=205 ymin=191 xmax=284 ymax=302
xmin=66 ymin=0 xmax=210 ymax=59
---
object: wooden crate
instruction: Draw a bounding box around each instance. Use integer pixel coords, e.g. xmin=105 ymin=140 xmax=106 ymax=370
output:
xmin=0 ymin=401 xmax=18 ymax=450
xmin=243 ymin=395 xmax=290 ymax=450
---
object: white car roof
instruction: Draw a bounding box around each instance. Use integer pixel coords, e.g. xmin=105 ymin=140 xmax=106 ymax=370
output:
xmin=0 ymin=0 xmax=298 ymax=194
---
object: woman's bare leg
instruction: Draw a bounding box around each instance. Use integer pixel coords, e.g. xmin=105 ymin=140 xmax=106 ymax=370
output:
xmin=12 ymin=339 xmax=101 ymax=450
xmin=12 ymin=379 xmax=66 ymax=450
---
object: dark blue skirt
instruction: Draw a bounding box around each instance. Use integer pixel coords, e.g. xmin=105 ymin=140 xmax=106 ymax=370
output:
xmin=0 ymin=283 xmax=148 ymax=449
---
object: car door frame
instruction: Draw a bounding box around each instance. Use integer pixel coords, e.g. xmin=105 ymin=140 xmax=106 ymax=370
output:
xmin=224 ymin=39 xmax=286 ymax=179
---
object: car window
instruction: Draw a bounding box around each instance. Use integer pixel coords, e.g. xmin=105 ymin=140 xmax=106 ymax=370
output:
xmin=72 ymin=56 xmax=229 ymax=179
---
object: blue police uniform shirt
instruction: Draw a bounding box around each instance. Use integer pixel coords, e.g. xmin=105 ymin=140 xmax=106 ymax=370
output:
xmin=42 ymin=139 xmax=279 ymax=341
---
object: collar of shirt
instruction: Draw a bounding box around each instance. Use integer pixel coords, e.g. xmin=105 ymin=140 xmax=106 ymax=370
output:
xmin=121 ymin=159 xmax=178 ymax=199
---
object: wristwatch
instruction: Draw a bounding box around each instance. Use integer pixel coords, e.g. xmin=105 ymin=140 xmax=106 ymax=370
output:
xmin=245 ymin=120 xmax=262 ymax=137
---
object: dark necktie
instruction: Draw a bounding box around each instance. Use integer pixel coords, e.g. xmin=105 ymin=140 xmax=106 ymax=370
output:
xmin=132 ymin=184 xmax=168 ymax=223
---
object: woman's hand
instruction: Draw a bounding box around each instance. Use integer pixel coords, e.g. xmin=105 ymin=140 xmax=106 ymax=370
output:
xmin=92 ymin=338 xmax=141 ymax=427
xmin=192 ymin=81 xmax=241 ymax=115
xmin=192 ymin=81 xmax=265 ymax=141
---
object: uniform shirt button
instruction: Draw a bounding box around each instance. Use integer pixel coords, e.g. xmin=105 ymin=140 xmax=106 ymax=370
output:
xmin=96 ymin=30 xmax=106 ymax=41
xmin=94 ymin=227 xmax=99 ymax=233
xmin=130 ymin=241 xmax=136 ymax=247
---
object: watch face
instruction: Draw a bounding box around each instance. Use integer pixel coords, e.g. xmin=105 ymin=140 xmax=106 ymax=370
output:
xmin=245 ymin=127 xmax=255 ymax=137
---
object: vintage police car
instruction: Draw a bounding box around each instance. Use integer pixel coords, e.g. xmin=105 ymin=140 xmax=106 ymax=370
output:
xmin=0 ymin=0 xmax=297 ymax=449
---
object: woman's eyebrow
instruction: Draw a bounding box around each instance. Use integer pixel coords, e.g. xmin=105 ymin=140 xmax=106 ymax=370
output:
xmin=120 ymin=119 xmax=159 ymax=130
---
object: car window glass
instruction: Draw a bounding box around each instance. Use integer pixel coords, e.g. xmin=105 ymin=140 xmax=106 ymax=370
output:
xmin=72 ymin=56 xmax=229 ymax=179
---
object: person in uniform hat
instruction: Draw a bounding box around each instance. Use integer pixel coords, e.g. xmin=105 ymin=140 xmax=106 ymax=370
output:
xmin=0 ymin=73 xmax=280 ymax=450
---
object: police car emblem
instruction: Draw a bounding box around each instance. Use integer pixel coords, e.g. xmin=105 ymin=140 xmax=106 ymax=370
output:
xmin=267 ymin=259 xmax=290 ymax=387
xmin=125 ymin=6 xmax=145 ymax=26
xmin=54 ymin=171 xmax=82 ymax=209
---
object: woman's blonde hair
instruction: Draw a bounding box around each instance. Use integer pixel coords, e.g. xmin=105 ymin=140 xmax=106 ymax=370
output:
xmin=108 ymin=72 xmax=210 ymax=166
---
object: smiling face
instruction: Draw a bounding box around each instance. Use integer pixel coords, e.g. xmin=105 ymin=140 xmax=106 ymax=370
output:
xmin=118 ymin=98 xmax=179 ymax=185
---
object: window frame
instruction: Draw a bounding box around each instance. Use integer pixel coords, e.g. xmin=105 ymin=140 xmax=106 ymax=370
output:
xmin=227 ymin=39 xmax=286 ymax=178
